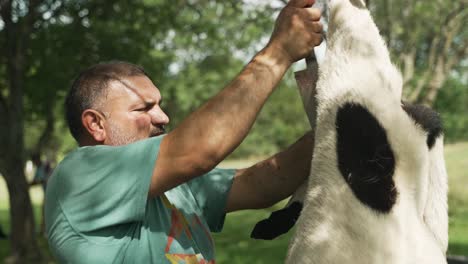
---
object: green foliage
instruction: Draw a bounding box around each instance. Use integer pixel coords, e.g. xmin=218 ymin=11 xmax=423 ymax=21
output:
xmin=4 ymin=0 xmax=279 ymax=158
xmin=19 ymin=0 xmax=186 ymax=156
xmin=369 ymin=0 xmax=467 ymax=105
xmin=2 ymin=0 xmax=466 ymax=159
xmin=230 ymin=75 xmax=310 ymax=158
xmin=16 ymin=0 xmax=308 ymax=159
xmin=434 ymin=78 xmax=468 ymax=142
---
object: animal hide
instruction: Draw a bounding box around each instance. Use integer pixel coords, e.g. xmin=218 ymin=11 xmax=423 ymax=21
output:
xmin=252 ymin=0 xmax=448 ymax=263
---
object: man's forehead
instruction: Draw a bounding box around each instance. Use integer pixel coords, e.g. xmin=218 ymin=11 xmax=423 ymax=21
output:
xmin=108 ymin=75 xmax=161 ymax=102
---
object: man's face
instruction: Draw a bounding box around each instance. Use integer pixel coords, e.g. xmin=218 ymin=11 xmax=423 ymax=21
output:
xmin=99 ymin=75 xmax=170 ymax=146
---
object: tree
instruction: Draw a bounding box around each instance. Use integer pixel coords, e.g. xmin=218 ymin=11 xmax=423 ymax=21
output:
xmin=0 ymin=0 xmax=44 ymax=262
xmin=369 ymin=0 xmax=467 ymax=106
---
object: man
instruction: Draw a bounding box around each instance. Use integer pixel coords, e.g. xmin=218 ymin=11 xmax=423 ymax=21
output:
xmin=45 ymin=0 xmax=323 ymax=262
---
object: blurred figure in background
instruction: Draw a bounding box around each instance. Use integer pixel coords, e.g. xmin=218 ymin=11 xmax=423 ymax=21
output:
xmin=29 ymin=153 xmax=53 ymax=236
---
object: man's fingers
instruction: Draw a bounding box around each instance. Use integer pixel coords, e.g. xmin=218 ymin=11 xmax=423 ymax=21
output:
xmin=304 ymin=30 xmax=323 ymax=46
xmin=306 ymin=21 xmax=323 ymax=33
xmin=269 ymin=0 xmax=323 ymax=62
xmin=288 ymin=0 xmax=316 ymax=8
xmin=304 ymin=8 xmax=321 ymax=21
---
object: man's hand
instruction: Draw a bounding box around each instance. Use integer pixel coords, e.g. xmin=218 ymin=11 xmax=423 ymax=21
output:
xmin=267 ymin=0 xmax=323 ymax=64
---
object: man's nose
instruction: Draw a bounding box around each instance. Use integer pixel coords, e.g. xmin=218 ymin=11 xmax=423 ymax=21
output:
xmin=150 ymin=108 xmax=170 ymax=125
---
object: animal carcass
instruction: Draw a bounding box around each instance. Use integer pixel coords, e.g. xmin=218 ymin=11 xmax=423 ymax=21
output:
xmin=252 ymin=0 xmax=448 ymax=263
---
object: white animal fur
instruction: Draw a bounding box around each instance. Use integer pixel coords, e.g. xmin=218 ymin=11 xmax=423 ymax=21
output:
xmin=286 ymin=0 xmax=448 ymax=263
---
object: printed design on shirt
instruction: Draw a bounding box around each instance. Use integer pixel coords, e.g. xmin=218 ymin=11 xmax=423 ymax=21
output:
xmin=161 ymin=195 xmax=215 ymax=264
xmin=165 ymin=253 xmax=213 ymax=264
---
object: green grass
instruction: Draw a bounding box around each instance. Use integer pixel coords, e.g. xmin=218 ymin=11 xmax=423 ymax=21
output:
xmin=445 ymin=142 xmax=468 ymax=257
xmin=449 ymin=210 xmax=468 ymax=256
xmin=0 ymin=143 xmax=467 ymax=263
xmin=213 ymin=203 xmax=294 ymax=264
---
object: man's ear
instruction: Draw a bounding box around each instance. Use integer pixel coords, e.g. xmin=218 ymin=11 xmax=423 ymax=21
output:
xmin=81 ymin=109 xmax=107 ymax=143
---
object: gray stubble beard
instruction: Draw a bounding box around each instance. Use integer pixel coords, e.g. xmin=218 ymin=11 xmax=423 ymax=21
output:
xmin=107 ymin=123 xmax=141 ymax=146
xmin=107 ymin=123 xmax=165 ymax=146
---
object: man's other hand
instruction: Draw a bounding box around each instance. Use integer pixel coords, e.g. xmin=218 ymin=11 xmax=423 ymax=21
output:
xmin=268 ymin=0 xmax=323 ymax=64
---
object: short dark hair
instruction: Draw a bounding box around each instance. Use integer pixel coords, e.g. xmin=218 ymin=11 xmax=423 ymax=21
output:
xmin=65 ymin=61 xmax=148 ymax=142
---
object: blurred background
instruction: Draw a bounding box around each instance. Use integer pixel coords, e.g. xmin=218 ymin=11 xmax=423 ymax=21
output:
xmin=0 ymin=0 xmax=466 ymax=263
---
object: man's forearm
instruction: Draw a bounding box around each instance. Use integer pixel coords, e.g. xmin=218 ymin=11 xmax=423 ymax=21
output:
xmin=164 ymin=46 xmax=292 ymax=173
xmin=262 ymin=131 xmax=314 ymax=205
xmin=226 ymin=131 xmax=314 ymax=212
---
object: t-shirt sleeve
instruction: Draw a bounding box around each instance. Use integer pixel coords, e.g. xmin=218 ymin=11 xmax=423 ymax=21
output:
xmin=56 ymin=136 xmax=164 ymax=232
xmin=187 ymin=168 xmax=235 ymax=233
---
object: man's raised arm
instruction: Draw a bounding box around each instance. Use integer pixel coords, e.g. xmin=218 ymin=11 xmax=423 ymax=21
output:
xmin=149 ymin=0 xmax=322 ymax=197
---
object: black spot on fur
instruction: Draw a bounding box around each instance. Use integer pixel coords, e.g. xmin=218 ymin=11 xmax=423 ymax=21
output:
xmin=402 ymin=102 xmax=443 ymax=149
xmin=250 ymin=202 xmax=302 ymax=240
xmin=336 ymin=103 xmax=397 ymax=213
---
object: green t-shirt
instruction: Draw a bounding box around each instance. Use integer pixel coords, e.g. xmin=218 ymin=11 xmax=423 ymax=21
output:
xmin=45 ymin=135 xmax=235 ymax=263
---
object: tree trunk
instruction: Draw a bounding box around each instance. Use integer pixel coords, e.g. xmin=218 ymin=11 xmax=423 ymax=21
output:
xmin=35 ymin=103 xmax=56 ymax=155
xmin=420 ymin=59 xmax=447 ymax=106
xmin=1 ymin=1 xmax=44 ymax=261
xmin=0 ymin=56 xmax=44 ymax=264
xmin=0 ymin=78 xmax=44 ymax=263
xmin=2 ymin=157 xmax=42 ymax=264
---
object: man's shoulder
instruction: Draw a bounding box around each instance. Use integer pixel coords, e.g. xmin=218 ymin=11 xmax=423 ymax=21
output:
xmin=46 ymin=147 xmax=88 ymax=188
xmin=58 ymin=135 xmax=165 ymax=168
